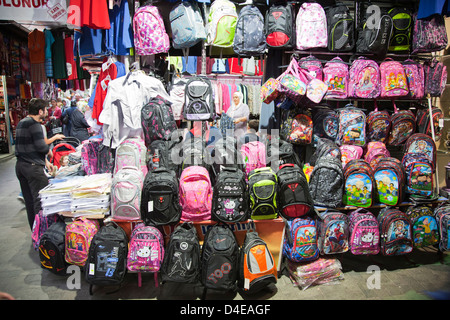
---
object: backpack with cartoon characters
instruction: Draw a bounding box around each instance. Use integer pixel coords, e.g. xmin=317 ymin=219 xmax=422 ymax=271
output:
xmin=317 ymin=211 xmax=349 ymax=255
xmin=366 ymin=103 xmax=391 ymax=143
xmin=343 ymin=159 xmax=376 ymax=208
xmin=280 ymin=109 xmax=313 ymax=145
xmin=406 ymin=205 xmax=439 ymax=248
xmin=323 ymin=56 xmax=349 ymax=99
xmin=348 ymin=57 xmax=381 ymax=99
xmin=374 ymin=157 xmax=405 ymax=206
xmin=336 ymin=105 xmax=366 ymax=147
xmin=387 ymin=104 xmax=416 ymax=146
xmin=380 ymin=58 xmax=409 ymax=98
xmin=348 ymin=208 xmax=380 ymax=255
xmin=377 ymin=207 xmax=413 ymax=256
xmin=402 ymin=59 xmax=425 ymax=99
xmin=434 ymin=203 xmax=450 ymax=252
xmin=283 ymin=217 xmax=319 ymax=262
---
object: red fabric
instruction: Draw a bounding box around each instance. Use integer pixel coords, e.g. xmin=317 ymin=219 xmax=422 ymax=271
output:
xmin=67 ymin=0 xmax=111 ymax=29
xmin=92 ymin=59 xmax=118 ymax=125
xmin=64 ymin=37 xmax=78 ymax=81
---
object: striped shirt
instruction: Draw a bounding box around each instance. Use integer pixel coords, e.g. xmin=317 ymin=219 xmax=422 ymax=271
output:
xmin=15 ymin=117 xmax=49 ymax=166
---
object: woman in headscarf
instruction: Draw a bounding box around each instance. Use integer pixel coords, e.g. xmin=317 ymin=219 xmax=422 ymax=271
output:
xmin=226 ymin=91 xmax=250 ymax=138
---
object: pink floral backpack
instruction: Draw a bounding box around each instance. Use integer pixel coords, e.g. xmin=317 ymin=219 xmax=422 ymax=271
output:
xmin=323 ymin=57 xmax=349 ymax=99
xmin=65 ymin=217 xmax=100 ymax=266
xmin=133 ymin=5 xmax=170 ymax=55
xmin=380 ymin=58 xmax=409 ymax=98
xmin=295 ymin=2 xmax=327 ymax=50
xmin=179 ymin=166 xmax=212 ymax=221
xmin=348 ymin=57 xmax=381 ymax=99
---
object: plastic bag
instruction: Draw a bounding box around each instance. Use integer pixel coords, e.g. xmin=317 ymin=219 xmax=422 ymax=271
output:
xmin=287 ymin=258 xmax=344 ymax=290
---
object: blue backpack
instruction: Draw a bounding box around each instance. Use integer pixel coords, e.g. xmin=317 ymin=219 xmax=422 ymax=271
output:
xmin=233 ymin=5 xmax=266 ymax=57
xmin=169 ymin=1 xmax=206 ymax=51
xmin=283 ymin=217 xmax=319 ymax=262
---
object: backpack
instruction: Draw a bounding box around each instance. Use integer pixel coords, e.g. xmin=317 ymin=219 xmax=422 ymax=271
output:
xmin=434 ymin=203 xmax=450 ymax=252
xmin=127 ymin=223 xmax=165 ymax=287
xmin=97 ymin=144 xmax=115 ymax=174
xmin=298 ymin=55 xmax=323 ymax=81
xmin=423 ymin=58 xmax=448 ymax=97
xmin=377 ymin=207 xmax=413 ymax=256
xmin=133 ymin=5 xmax=170 ymax=55
xmin=340 ymin=144 xmax=363 ymax=168
xmin=295 ymin=2 xmax=327 ymax=50
xmin=140 ymin=168 xmax=181 ymax=226
xmin=141 ymin=95 xmax=177 ymax=148
xmin=110 ymin=166 xmax=144 ymax=221
xmin=168 ymin=76 xmax=188 ymax=121
xmin=336 ymin=106 xmax=366 ymax=147
xmin=201 ymin=224 xmax=240 ymax=292
xmin=32 ymin=211 xmax=58 ymax=250
xmin=267 ymin=139 xmax=302 ymax=168
xmin=364 ymin=141 xmax=390 ymax=168
xmin=317 ymin=211 xmax=349 ymax=255
xmin=308 ymin=155 xmax=344 ymax=208
xmin=412 ymin=13 xmax=448 ymax=54
xmin=169 ymin=1 xmax=206 ymax=50
xmin=388 ymin=7 xmax=413 ymax=52
xmin=238 ymin=231 xmax=277 ymax=294
xmin=277 ymin=164 xmax=313 ymax=219
xmin=85 ymin=224 xmax=128 ymax=293
xmin=179 ymin=139 xmax=214 ymax=180
xmin=283 ymin=217 xmax=319 ymax=262
xmin=312 ymin=106 xmax=339 ymax=141
xmin=387 ymin=106 xmax=416 ymax=146
xmin=356 ymin=10 xmax=393 ymax=58
xmin=374 ymin=157 xmax=405 ymax=206
xmin=416 ymin=107 xmax=444 ymax=141
xmin=39 ymin=220 xmax=68 ymax=275
xmin=179 ymin=165 xmax=213 ymax=222
xmin=306 ymin=78 xmax=328 ymax=103
xmin=406 ymin=205 xmax=439 ymax=248
xmin=402 ymin=59 xmax=425 ymax=99
xmin=323 ymin=57 xmax=349 ymax=99
xmin=265 ymin=4 xmax=295 ymax=49
xmin=233 ymin=5 xmax=266 ymax=57
xmin=146 ymin=139 xmax=181 ymax=173
xmin=343 ymin=159 xmax=376 ymax=208
xmin=114 ymin=137 xmax=148 ymax=176
xmin=309 ymin=137 xmax=341 ymax=166
xmin=81 ymin=138 xmax=102 ymax=175
xmin=240 ymin=140 xmax=266 ymax=178
xmin=212 ymin=167 xmax=249 ymax=223
xmin=65 ymin=217 xmax=100 ymax=266
xmin=380 ymin=58 xmax=409 ymax=98
xmin=348 ymin=57 xmax=381 ymax=99
xmin=183 ymin=76 xmax=215 ymax=121
xmin=325 ymin=1 xmax=355 ymax=52
xmin=366 ymin=106 xmax=391 ymax=143
xmin=248 ymin=167 xmax=278 ymax=220
xmin=210 ymin=136 xmax=243 ymax=177
xmin=161 ymin=222 xmax=201 ymax=284
xmin=207 ymin=0 xmax=238 ymax=48
xmin=280 ymin=109 xmax=313 ymax=145
xmin=348 ymin=208 xmax=380 ymax=255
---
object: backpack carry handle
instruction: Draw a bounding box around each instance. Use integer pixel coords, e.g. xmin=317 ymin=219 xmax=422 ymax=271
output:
xmin=279 ymin=163 xmax=295 ymax=170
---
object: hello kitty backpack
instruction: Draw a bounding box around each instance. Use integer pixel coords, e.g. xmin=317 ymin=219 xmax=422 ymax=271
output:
xmin=296 ymin=2 xmax=327 ymax=50
xmin=348 ymin=208 xmax=380 ymax=255
xmin=133 ymin=5 xmax=170 ymax=55
xmin=380 ymin=58 xmax=409 ymax=98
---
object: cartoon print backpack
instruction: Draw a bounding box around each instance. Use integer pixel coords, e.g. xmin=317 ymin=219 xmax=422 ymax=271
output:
xmin=81 ymin=138 xmax=102 ymax=175
xmin=340 ymin=144 xmax=363 ymax=168
xmin=323 ymin=57 xmax=349 ymax=99
xmin=133 ymin=5 xmax=170 ymax=55
xmin=65 ymin=217 xmax=100 ymax=266
xmin=264 ymin=3 xmax=295 ymax=49
xmin=402 ymin=59 xmax=425 ymax=99
xmin=312 ymin=106 xmax=339 ymax=141
xmin=169 ymin=1 xmax=206 ymax=50
xmin=298 ymin=55 xmax=323 ymax=81
xmin=412 ymin=13 xmax=448 ymax=54
xmin=240 ymin=140 xmax=266 ymax=178
xmin=367 ymin=105 xmax=391 ymax=143
xmin=248 ymin=167 xmax=278 ymax=220
xmin=283 ymin=217 xmax=320 ymax=262
xmin=280 ymin=109 xmax=313 ymax=145
xmin=388 ymin=7 xmax=413 ymax=52
xmin=374 ymin=157 xmax=406 ymax=206
xmin=387 ymin=104 xmax=416 ymax=146
xmin=336 ymin=105 xmax=366 ymax=147
xmin=416 ymin=107 xmax=444 ymax=141
xmin=207 ymin=0 xmax=238 ymax=48
xmin=278 ymin=57 xmax=309 ymax=104
xmin=233 ymin=5 xmax=266 ymax=57
xmin=183 ymin=76 xmax=215 ymax=121
xmin=364 ymin=141 xmax=390 ymax=168
xmin=380 ymin=58 xmax=409 ymax=98
xmin=317 ymin=211 xmax=349 ymax=255
xmin=32 ymin=211 xmax=58 ymax=250
xmin=406 ymin=205 xmax=439 ymax=248
xmin=39 ymin=220 xmax=68 ymax=275
xmin=111 ymin=166 xmax=145 ymax=221
xmin=127 ymin=223 xmax=165 ymax=287
xmin=343 ymin=159 xmax=376 ymax=208
xmin=377 ymin=207 xmax=413 ymax=256
xmin=179 ymin=166 xmax=213 ymax=222
xmin=434 ymin=203 xmax=450 ymax=252
xmin=295 ymin=2 xmax=327 ymax=50
xmin=306 ymin=78 xmax=328 ymax=103
xmin=423 ymin=58 xmax=448 ymax=97
xmin=114 ymin=137 xmax=148 ymax=176
xmin=348 ymin=57 xmax=381 ymax=99
xmin=348 ymin=208 xmax=380 ymax=255
xmin=325 ymin=1 xmax=355 ymax=52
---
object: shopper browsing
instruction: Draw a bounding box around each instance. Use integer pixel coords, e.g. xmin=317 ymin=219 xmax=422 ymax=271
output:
xmin=226 ymin=91 xmax=250 ymax=138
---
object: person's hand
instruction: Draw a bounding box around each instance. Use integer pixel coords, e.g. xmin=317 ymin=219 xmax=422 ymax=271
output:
xmin=54 ymin=134 xmax=65 ymax=140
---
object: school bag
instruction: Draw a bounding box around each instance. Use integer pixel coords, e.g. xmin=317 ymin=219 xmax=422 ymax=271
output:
xmin=402 ymin=59 xmax=425 ymax=99
xmin=356 ymin=9 xmax=393 ymax=58
xmin=380 ymin=58 xmax=409 ymax=98
xmin=283 ymin=217 xmax=319 ymax=262
xmin=309 ymin=137 xmax=341 ymax=167
xmin=233 ymin=5 xmax=266 ymax=57
xmin=168 ymin=76 xmax=188 ymax=121
xmin=387 ymin=105 xmax=416 ymax=146
xmin=240 ymin=140 xmax=266 ymax=178
xmin=364 ymin=141 xmax=390 ymax=168
xmin=377 ymin=207 xmax=413 ymax=256
xmin=406 ymin=205 xmax=439 ymax=248
xmin=280 ymin=109 xmax=313 ymax=145
xmin=306 ymin=78 xmax=328 ymax=104
xmin=348 ymin=57 xmax=381 ymax=99
xmin=388 ymin=7 xmax=413 ymax=52
xmin=97 ymin=144 xmax=115 ymax=174
xmin=140 ymin=168 xmax=181 ymax=226
xmin=416 ymin=107 xmax=444 ymax=141
xmin=323 ymin=57 xmax=349 ymax=99
xmin=32 ymin=211 xmax=58 ymax=250
xmin=238 ymin=231 xmax=277 ymax=294
xmin=179 ymin=165 xmax=213 ymax=222
xmin=423 ymin=58 xmax=448 ymax=98
xmin=277 ymin=164 xmax=313 ymax=219
xmin=325 ymin=1 xmax=355 ymax=52
xmin=141 ymin=95 xmax=177 ymax=148
xmin=267 ymin=139 xmax=302 ymax=168
xmin=299 ymin=55 xmax=323 ymax=81
xmin=265 ymin=3 xmax=295 ymax=49
xmin=336 ymin=105 xmax=366 ymax=147
xmin=161 ymin=222 xmax=201 ymax=284
xmin=278 ymin=57 xmax=309 ymax=104
xmin=348 ymin=208 xmax=380 ymax=255
xmin=111 ymin=166 xmax=144 ymax=221
xmin=179 ymin=139 xmax=214 ymax=180
xmin=317 ymin=211 xmax=349 ymax=255
xmin=146 ymin=139 xmax=181 ymax=173
xmin=201 ymin=224 xmax=240 ymax=292
xmin=434 ymin=203 xmax=450 ymax=252
xmin=133 ymin=5 xmax=170 ymax=55
xmin=85 ymin=223 xmax=128 ymax=294
xmin=127 ymin=223 xmax=165 ymax=287
xmin=343 ymin=159 xmax=376 ymax=208
xmin=39 ymin=220 xmax=68 ymax=275
xmin=295 ymin=2 xmax=327 ymax=50
xmin=114 ymin=137 xmax=148 ymax=176
xmin=81 ymin=138 xmax=102 ymax=175
xmin=411 ymin=13 xmax=448 ymax=54
xmin=373 ymin=157 xmax=405 ymax=206
xmin=340 ymin=144 xmax=363 ymax=168
xmin=248 ymin=167 xmax=278 ymax=220
xmin=312 ymin=106 xmax=339 ymax=141
xmin=65 ymin=217 xmax=100 ymax=266
xmin=210 ymin=136 xmax=243 ymax=176
xmin=207 ymin=0 xmax=238 ymax=48
xmin=169 ymin=1 xmax=206 ymax=50
xmin=212 ymin=167 xmax=249 ymax=223
xmin=367 ymin=106 xmax=391 ymax=143
xmin=183 ymin=76 xmax=215 ymax=121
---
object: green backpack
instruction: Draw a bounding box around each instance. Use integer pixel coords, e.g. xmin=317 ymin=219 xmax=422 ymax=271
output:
xmin=388 ymin=7 xmax=413 ymax=52
xmin=207 ymin=0 xmax=237 ymax=48
xmin=248 ymin=167 xmax=278 ymax=220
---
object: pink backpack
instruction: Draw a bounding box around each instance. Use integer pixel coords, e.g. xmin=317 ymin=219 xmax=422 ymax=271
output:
xmin=380 ymin=58 xmax=409 ymax=98
xmin=364 ymin=141 xmax=390 ymax=168
xmin=323 ymin=57 xmax=349 ymax=99
xmin=80 ymin=138 xmax=102 ymax=175
xmin=348 ymin=57 xmax=381 ymax=99
xmin=240 ymin=141 xmax=266 ymax=177
xmin=295 ymin=2 xmax=327 ymax=50
xmin=114 ymin=137 xmax=148 ymax=176
xmin=133 ymin=5 xmax=170 ymax=55
xmin=348 ymin=208 xmax=380 ymax=255
xmin=65 ymin=217 xmax=99 ymax=266
xmin=340 ymin=145 xmax=363 ymax=168
xmin=179 ymin=166 xmax=212 ymax=221
xmin=402 ymin=59 xmax=425 ymax=99
xmin=127 ymin=223 xmax=164 ymax=287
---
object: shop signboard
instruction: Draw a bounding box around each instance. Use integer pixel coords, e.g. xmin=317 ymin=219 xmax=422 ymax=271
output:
xmin=0 ymin=0 xmax=67 ymax=23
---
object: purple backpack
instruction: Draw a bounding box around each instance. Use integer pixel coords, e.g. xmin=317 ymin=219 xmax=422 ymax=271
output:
xmin=423 ymin=58 xmax=448 ymax=97
xmin=366 ymin=103 xmax=391 ymax=144
xmin=402 ymin=59 xmax=425 ymax=99
xmin=348 ymin=57 xmax=381 ymax=99
xmin=348 ymin=208 xmax=380 ymax=255
xmin=179 ymin=166 xmax=212 ymax=221
xmin=323 ymin=57 xmax=348 ymax=99
xmin=81 ymin=138 xmax=102 ymax=175
xmin=380 ymin=58 xmax=408 ymax=98
xmin=31 ymin=211 xmax=58 ymax=250
xmin=298 ymin=55 xmax=323 ymax=81
xmin=412 ymin=14 xmax=448 ymax=54
xmin=133 ymin=5 xmax=170 ymax=55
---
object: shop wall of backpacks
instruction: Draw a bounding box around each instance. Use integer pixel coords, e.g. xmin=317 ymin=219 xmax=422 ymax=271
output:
xmin=34 ymin=0 xmax=450 ymax=297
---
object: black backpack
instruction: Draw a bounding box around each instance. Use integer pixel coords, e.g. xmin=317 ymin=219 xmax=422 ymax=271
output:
xmin=85 ymin=223 xmax=128 ymax=294
xmin=326 ymin=1 xmax=355 ymax=52
xmin=39 ymin=220 xmax=68 ymax=276
xmin=277 ymin=164 xmax=313 ymax=219
xmin=140 ymin=168 xmax=181 ymax=226
xmin=212 ymin=167 xmax=249 ymax=223
xmin=147 ymin=138 xmax=182 ymax=173
xmin=210 ymin=136 xmax=244 ymax=178
xmin=201 ymin=224 xmax=240 ymax=293
xmin=265 ymin=4 xmax=295 ymax=49
xmin=388 ymin=7 xmax=413 ymax=52
xmin=96 ymin=144 xmax=115 ymax=174
xmin=161 ymin=222 xmax=201 ymax=284
xmin=183 ymin=76 xmax=215 ymax=121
